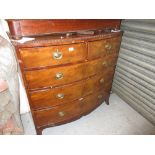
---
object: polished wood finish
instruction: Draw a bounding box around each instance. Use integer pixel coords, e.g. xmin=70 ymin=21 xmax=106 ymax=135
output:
xmin=19 ymin=43 xmax=87 ymax=69
xmin=88 ymin=36 xmax=121 ymax=59
xmin=11 ymin=31 xmax=122 ymax=48
xmin=29 ymin=70 xmax=114 ymax=110
xmin=29 ymin=80 xmax=85 ymax=110
xmin=7 ymin=19 xmax=121 ymax=39
xmin=32 ymin=98 xmax=81 ymax=127
xmin=25 ymin=62 xmax=85 ymax=89
xmin=8 ymin=20 xmax=122 ymax=134
xmin=80 ymin=90 xmax=106 ymax=114
xmin=32 ymin=90 xmax=105 ymax=128
xmin=25 ymin=55 xmax=118 ymax=90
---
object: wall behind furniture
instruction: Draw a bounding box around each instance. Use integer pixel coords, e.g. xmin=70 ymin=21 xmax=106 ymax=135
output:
xmin=0 ymin=19 xmax=30 ymax=114
xmin=112 ymin=19 xmax=155 ymax=125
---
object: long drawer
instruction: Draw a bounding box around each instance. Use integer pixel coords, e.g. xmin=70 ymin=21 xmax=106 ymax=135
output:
xmin=32 ymin=98 xmax=81 ymax=128
xmin=32 ymin=90 xmax=106 ymax=128
xmin=19 ymin=43 xmax=87 ymax=69
xmin=29 ymin=69 xmax=115 ymax=110
xmin=25 ymin=55 xmax=118 ymax=89
xmin=29 ymin=80 xmax=84 ymax=110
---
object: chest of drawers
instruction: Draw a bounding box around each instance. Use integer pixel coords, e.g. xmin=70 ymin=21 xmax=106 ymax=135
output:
xmin=8 ymin=20 xmax=122 ymax=134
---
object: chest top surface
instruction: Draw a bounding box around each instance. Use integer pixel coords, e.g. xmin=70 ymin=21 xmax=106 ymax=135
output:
xmin=7 ymin=19 xmax=121 ymax=40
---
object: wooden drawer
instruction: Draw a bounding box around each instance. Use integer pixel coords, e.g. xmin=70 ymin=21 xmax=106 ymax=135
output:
xmin=83 ymin=68 xmax=115 ymax=96
xmin=104 ymin=54 xmax=118 ymax=67
xmin=80 ymin=90 xmax=106 ymax=114
xmin=32 ymin=90 xmax=105 ymax=128
xmin=33 ymin=99 xmax=81 ymax=127
xmin=19 ymin=43 xmax=87 ymax=69
xmin=29 ymin=80 xmax=85 ymax=110
xmin=105 ymin=37 xmax=121 ymax=55
xmin=25 ymin=62 xmax=85 ymax=89
xmin=84 ymin=54 xmax=117 ymax=78
xmin=88 ymin=36 xmax=121 ymax=59
xmin=25 ymin=56 xmax=117 ymax=89
xmin=29 ymin=69 xmax=114 ymax=110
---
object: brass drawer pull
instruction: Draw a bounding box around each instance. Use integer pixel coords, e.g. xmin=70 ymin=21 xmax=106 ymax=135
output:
xmin=98 ymin=95 xmax=103 ymax=99
xmin=55 ymin=73 xmax=64 ymax=80
xmin=100 ymin=78 xmax=104 ymax=84
xmin=105 ymin=44 xmax=112 ymax=50
xmin=102 ymin=61 xmax=108 ymax=67
xmin=53 ymin=49 xmax=63 ymax=60
xmin=58 ymin=111 xmax=65 ymax=117
xmin=56 ymin=93 xmax=64 ymax=99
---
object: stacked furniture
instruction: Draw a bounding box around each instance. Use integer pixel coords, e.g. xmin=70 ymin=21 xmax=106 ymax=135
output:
xmin=7 ymin=20 xmax=122 ymax=134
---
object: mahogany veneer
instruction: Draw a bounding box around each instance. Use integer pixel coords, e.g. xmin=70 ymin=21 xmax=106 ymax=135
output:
xmin=8 ymin=20 xmax=122 ymax=134
xmin=7 ymin=19 xmax=121 ymax=39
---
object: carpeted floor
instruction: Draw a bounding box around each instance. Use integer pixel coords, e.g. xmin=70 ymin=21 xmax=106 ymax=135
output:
xmin=21 ymin=93 xmax=155 ymax=135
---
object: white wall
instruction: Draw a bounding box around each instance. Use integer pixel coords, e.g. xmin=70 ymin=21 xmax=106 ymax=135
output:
xmin=0 ymin=19 xmax=30 ymax=114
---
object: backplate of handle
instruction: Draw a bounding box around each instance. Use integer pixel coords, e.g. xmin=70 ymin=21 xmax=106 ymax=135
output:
xmin=105 ymin=44 xmax=112 ymax=50
xmin=55 ymin=72 xmax=64 ymax=80
xmin=56 ymin=93 xmax=64 ymax=99
xmin=53 ymin=49 xmax=63 ymax=60
xmin=58 ymin=111 xmax=65 ymax=117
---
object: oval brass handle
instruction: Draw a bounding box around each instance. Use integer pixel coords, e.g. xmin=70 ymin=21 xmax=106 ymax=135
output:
xmin=100 ymin=78 xmax=104 ymax=84
xmin=105 ymin=44 xmax=112 ymax=50
xmin=53 ymin=49 xmax=62 ymax=60
xmin=58 ymin=111 xmax=65 ymax=117
xmin=98 ymin=95 xmax=103 ymax=99
xmin=56 ymin=93 xmax=64 ymax=99
xmin=55 ymin=73 xmax=64 ymax=80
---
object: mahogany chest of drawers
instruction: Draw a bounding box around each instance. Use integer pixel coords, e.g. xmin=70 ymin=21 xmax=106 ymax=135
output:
xmin=7 ymin=20 xmax=122 ymax=134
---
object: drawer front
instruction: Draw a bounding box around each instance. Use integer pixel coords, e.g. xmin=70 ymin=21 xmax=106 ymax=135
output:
xmin=29 ymin=68 xmax=115 ymax=110
xmin=20 ymin=43 xmax=87 ymax=68
xmin=84 ymin=54 xmax=117 ymax=78
xmin=25 ymin=63 xmax=85 ymax=89
xmin=105 ymin=37 xmax=121 ymax=55
xmin=80 ymin=91 xmax=106 ymax=114
xmin=88 ymin=39 xmax=107 ymax=59
xmin=32 ymin=90 xmax=105 ymax=127
xmin=88 ymin=36 xmax=121 ymax=59
xmin=104 ymin=54 xmax=118 ymax=67
xmin=29 ymin=81 xmax=85 ymax=110
xmin=83 ymin=68 xmax=115 ymax=96
xmin=33 ymin=100 xmax=81 ymax=127
xmin=25 ymin=56 xmax=117 ymax=89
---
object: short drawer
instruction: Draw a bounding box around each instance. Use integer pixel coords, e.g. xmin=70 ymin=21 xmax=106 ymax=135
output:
xmin=88 ymin=36 xmax=121 ymax=59
xmin=32 ymin=100 xmax=81 ymax=127
xmin=19 ymin=43 xmax=87 ymax=69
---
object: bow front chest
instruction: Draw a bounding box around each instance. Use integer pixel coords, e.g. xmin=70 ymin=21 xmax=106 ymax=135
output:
xmin=7 ymin=20 xmax=122 ymax=134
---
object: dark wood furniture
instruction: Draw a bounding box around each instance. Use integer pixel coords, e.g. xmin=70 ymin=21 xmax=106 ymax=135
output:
xmin=7 ymin=20 xmax=122 ymax=134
